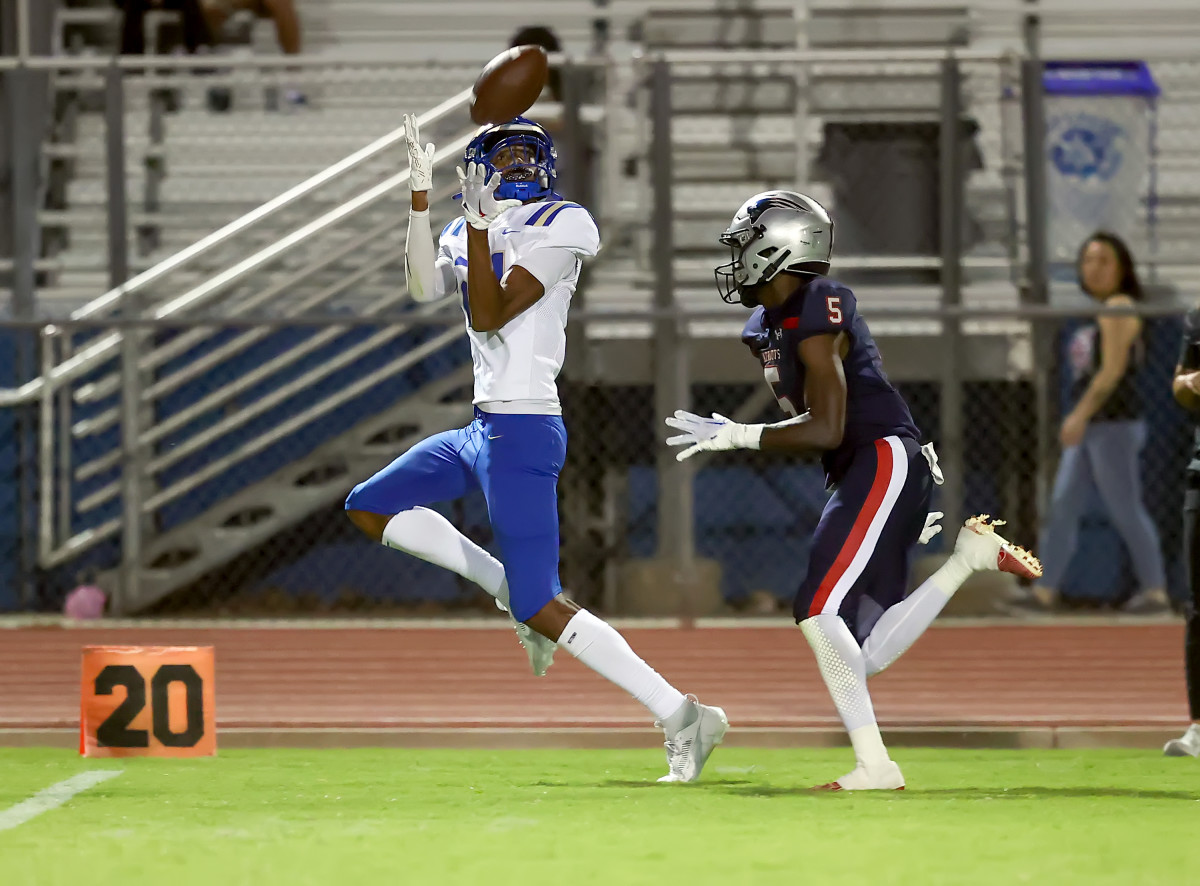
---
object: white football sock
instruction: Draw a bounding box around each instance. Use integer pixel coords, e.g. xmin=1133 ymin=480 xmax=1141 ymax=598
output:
xmin=800 ymin=614 xmax=890 ymax=770
xmin=557 ymin=609 xmax=687 ymax=723
xmin=847 ymin=724 xmax=890 ymax=770
xmin=930 ymin=544 xmax=976 ymax=590
xmin=383 ymin=507 xmax=510 ymax=609
xmin=860 ymin=559 xmax=966 ymax=677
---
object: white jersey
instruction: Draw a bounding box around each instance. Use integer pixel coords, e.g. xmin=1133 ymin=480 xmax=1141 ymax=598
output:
xmin=435 ymin=199 xmax=600 ymax=414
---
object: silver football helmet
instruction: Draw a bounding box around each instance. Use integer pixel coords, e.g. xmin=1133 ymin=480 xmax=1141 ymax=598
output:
xmin=715 ymin=190 xmax=834 ymax=307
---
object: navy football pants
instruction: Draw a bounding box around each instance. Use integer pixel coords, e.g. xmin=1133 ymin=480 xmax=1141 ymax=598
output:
xmin=794 ymin=435 xmax=933 ymax=645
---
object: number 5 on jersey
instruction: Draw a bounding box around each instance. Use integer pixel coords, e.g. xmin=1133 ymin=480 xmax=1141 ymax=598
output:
xmin=80 ymin=645 xmax=216 ymax=757
xmin=763 ymin=365 xmax=800 ymax=417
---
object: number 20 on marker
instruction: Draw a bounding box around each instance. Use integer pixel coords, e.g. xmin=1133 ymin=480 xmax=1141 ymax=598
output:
xmin=80 ymin=646 xmax=217 ymax=758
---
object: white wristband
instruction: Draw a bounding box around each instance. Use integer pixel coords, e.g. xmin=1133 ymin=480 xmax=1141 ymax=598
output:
xmin=745 ymin=413 xmax=810 ymax=450
xmin=732 ymin=423 xmax=764 ymax=450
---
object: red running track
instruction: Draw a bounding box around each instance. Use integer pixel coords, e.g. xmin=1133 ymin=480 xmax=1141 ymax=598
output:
xmin=0 ymin=622 xmax=1187 ymax=730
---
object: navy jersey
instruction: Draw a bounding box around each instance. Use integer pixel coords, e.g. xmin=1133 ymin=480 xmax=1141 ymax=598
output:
xmin=741 ymin=277 xmax=921 ymax=484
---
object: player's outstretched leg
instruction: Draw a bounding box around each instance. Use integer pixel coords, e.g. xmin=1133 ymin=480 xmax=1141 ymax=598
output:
xmin=526 ymin=601 xmax=728 ymax=783
xmin=483 ymin=411 xmax=727 ymax=779
xmin=376 ymin=508 xmax=556 ymax=677
xmin=799 ymin=613 xmax=904 ymax=791
xmin=344 ymin=427 xmax=555 ymax=676
xmin=861 ymin=516 xmax=1042 ymax=676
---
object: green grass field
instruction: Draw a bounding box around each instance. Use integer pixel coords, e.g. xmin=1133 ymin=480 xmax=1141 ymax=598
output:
xmin=0 ymin=748 xmax=1195 ymax=885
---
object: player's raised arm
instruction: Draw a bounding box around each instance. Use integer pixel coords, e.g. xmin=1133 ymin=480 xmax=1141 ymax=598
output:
xmin=457 ymin=163 xmax=538 ymax=332
xmin=402 ymin=114 xmax=446 ymax=304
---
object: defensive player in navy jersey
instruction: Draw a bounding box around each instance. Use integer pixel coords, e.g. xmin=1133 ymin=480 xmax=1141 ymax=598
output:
xmin=664 ymin=191 xmax=1043 ymax=790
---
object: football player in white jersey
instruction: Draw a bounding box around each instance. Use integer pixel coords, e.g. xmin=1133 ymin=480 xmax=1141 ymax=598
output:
xmin=344 ymin=114 xmax=727 ymax=782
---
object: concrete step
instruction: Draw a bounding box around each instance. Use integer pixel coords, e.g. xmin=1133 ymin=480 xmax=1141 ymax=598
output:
xmin=642 ymin=6 xmax=796 ymax=49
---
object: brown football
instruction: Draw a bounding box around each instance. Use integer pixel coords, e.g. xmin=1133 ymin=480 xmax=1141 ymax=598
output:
xmin=469 ymin=45 xmax=549 ymax=125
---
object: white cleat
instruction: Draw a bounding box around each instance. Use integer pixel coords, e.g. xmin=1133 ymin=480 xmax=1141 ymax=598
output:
xmin=513 ymin=620 xmax=556 ymax=677
xmin=953 ymin=515 xmax=1043 ymax=580
xmin=813 ymin=760 xmax=906 ymax=792
xmin=495 ymin=597 xmax=556 ymax=677
xmin=656 ymin=697 xmax=729 ymax=783
xmin=1163 ymin=724 xmax=1200 ymax=757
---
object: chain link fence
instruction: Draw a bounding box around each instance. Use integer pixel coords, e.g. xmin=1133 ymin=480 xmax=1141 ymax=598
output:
xmin=3 ymin=46 xmax=1200 ymax=617
xmin=0 ymin=301 xmax=1191 ymax=617
xmin=671 ymin=310 xmax=1190 ymax=617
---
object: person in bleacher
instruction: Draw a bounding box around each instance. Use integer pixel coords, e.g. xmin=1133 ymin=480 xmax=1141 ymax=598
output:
xmin=200 ymin=0 xmax=307 ymax=109
xmin=116 ymin=0 xmax=213 ymax=57
xmin=114 ymin=0 xmax=215 ymax=114
xmin=200 ymin=0 xmax=303 ymax=59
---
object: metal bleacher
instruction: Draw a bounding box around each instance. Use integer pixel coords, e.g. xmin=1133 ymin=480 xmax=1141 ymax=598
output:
xmin=21 ymin=0 xmax=1200 ymax=612
xmin=41 ymin=1 xmax=537 ymax=311
xmin=27 ymin=0 xmax=622 ymax=612
xmin=577 ymin=1 xmax=1029 ymax=380
xmin=576 ymin=0 xmax=1200 ymax=384
xmin=42 ymin=1 xmax=1200 ymax=319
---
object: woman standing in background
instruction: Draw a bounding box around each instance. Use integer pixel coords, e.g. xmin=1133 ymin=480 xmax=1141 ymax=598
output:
xmin=1165 ymin=309 xmax=1200 ymax=756
xmin=1029 ymin=232 xmax=1168 ymax=613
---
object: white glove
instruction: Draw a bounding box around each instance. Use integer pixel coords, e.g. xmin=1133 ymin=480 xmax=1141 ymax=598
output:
xmin=918 ymin=511 xmax=944 ymax=545
xmin=456 ymin=161 xmax=522 ymax=230
xmin=403 ymin=113 xmax=435 ymax=193
xmin=664 ymin=410 xmax=760 ymax=461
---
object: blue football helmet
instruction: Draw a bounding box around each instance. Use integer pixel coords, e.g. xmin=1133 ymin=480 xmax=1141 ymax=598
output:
xmin=464 ymin=116 xmax=557 ymax=202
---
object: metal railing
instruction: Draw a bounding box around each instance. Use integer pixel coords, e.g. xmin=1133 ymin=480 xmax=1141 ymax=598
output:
xmin=0 ymin=86 xmax=474 ymax=407
xmin=4 ymin=298 xmax=1191 ymax=615
xmin=0 ymin=46 xmax=622 ymax=611
xmin=1 ymin=27 xmax=1199 ymax=612
xmin=13 ymin=68 xmax=482 ymax=603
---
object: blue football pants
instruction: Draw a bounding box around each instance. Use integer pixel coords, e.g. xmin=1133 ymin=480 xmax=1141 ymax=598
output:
xmin=345 ymin=408 xmax=567 ymax=622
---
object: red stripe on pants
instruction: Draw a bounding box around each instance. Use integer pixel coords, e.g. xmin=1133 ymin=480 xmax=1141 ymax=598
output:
xmin=807 ymin=438 xmax=895 ymax=617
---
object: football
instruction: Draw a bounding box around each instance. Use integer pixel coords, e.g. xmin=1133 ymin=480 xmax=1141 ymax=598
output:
xmin=469 ymin=44 xmax=549 ymax=125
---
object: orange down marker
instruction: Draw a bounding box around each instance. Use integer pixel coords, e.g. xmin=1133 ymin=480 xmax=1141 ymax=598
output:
xmin=80 ymin=646 xmax=216 ymax=758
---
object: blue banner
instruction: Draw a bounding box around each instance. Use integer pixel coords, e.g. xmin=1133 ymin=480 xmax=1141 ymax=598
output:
xmin=1043 ymin=61 xmax=1159 ymax=98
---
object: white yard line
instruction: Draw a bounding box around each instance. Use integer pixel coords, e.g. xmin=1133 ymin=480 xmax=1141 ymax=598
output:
xmin=0 ymin=770 xmax=122 ymax=832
